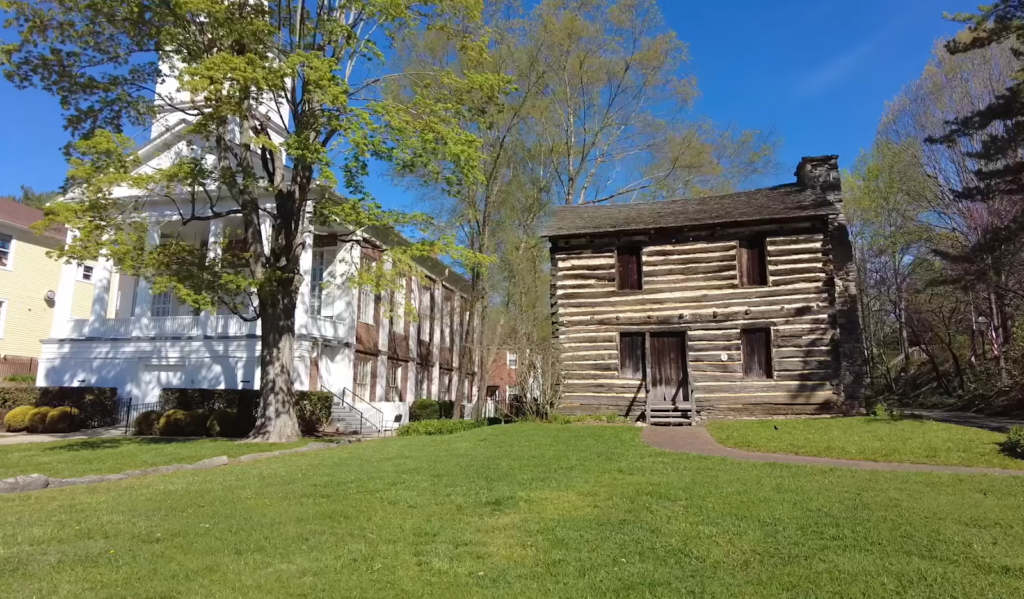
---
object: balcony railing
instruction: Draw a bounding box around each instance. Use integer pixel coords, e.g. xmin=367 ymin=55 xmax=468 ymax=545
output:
xmin=62 ymin=315 xmax=260 ymax=339
xmin=62 ymin=314 xmax=350 ymax=340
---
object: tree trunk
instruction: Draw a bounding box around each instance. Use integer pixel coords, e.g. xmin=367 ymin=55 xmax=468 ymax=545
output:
xmin=990 ymin=288 xmax=1008 ymax=385
xmin=248 ymin=274 xmax=302 ymax=442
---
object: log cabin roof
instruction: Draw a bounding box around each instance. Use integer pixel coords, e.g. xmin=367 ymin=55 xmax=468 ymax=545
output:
xmin=540 ymin=183 xmax=840 ymax=238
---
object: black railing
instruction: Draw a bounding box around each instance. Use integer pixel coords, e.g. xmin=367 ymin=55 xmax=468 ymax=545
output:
xmin=116 ymin=398 xmax=162 ymax=435
xmin=319 ymin=385 xmax=383 ymax=436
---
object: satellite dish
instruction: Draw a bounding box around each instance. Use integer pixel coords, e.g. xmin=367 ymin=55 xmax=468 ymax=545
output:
xmin=45 ymin=290 xmax=57 ymax=301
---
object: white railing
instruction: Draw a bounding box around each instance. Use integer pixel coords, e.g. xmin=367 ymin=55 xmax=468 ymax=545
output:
xmin=62 ymin=315 xmax=260 ymax=339
xmin=305 ymin=316 xmax=348 ymax=340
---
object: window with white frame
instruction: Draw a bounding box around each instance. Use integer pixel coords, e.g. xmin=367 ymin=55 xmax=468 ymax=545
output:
xmin=0 ymin=299 xmax=7 ymax=338
xmin=416 ymin=365 xmax=427 ymax=399
xmin=419 ymin=283 xmax=431 ymax=340
xmin=152 ymin=290 xmax=173 ymax=317
xmin=0 ymin=233 xmax=13 ymax=268
xmin=78 ymin=263 xmax=94 ymax=283
xmin=309 ymin=248 xmax=326 ymax=317
xmin=355 ymin=356 xmax=373 ymax=401
xmin=507 ymin=352 xmax=518 ymax=369
xmin=358 ymin=258 xmax=375 ymax=325
xmin=439 ymin=371 xmax=451 ymax=402
xmin=385 ymin=363 xmax=402 ymax=402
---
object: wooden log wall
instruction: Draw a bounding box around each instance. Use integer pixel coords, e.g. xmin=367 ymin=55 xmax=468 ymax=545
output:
xmin=551 ymin=222 xmax=848 ymax=419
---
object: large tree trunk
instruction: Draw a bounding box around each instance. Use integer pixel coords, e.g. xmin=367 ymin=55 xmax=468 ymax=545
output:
xmin=248 ymin=274 xmax=302 ymax=442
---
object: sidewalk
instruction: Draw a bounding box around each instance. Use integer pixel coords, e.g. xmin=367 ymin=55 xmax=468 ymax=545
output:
xmin=904 ymin=410 xmax=1024 ymax=433
xmin=0 ymin=426 xmax=124 ymax=446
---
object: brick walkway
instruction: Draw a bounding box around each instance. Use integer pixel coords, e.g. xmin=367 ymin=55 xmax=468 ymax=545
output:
xmin=642 ymin=426 xmax=1024 ymax=476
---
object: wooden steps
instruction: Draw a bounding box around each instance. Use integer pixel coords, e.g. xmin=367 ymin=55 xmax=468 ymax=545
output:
xmin=647 ymin=401 xmax=695 ymax=426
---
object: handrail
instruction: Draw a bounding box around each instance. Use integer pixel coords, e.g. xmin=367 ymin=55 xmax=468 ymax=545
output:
xmin=319 ymin=385 xmax=381 ymax=435
xmin=342 ymin=387 xmax=385 ymax=435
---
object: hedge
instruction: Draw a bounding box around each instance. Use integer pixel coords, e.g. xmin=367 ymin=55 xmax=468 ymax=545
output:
xmin=396 ymin=419 xmax=486 ymax=437
xmin=134 ymin=410 xmax=163 ymax=436
xmin=156 ymin=410 xmax=189 ymax=437
xmin=0 ymin=386 xmax=118 ymax=428
xmin=158 ymin=388 xmax=334 ymax=437
xmin=26 ymin=407 xmax=53 ymax=434
xmin=409 ymin=399 xmax=455 ymax=422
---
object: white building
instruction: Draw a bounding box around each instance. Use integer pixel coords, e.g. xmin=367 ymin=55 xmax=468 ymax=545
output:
xmin=35 ymin=62 xmax=477 ymax=433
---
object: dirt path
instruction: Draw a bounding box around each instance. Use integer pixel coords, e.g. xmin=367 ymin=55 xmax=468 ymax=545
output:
xmin=642 ymin=426 xmax=1024 ymax=476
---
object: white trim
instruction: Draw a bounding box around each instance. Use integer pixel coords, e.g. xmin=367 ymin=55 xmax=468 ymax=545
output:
xmin=506 ymin=351 xmax=518 ymax=369
xmin=0 ymin=298 xmax=7 ymax=338
xmin=0 ymin=233 xmax=14 ymax=271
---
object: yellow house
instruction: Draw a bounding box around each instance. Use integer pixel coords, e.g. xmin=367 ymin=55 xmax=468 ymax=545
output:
xmin=0 ymin=197 xmax=94 ymax=368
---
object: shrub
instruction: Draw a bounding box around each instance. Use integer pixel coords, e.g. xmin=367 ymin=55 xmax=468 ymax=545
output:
xmin=0 ymin=386 xmax=39 ymax=412
xmin=295 ymin=391 xmax=333 ymax=435
xmin=869 ymin=401 xmax=904 ymax=421
xmin=1002 ymin=426 xmax=1024 ymax=459
xmin=4 ymin=405 xmax=35 ymax=432
xmin=156 ymin=409 xmax=189 ymax=436
xmin=134 ymin=410 xmax=163 ymax=436
xmin=204 ymin=409 xmax=235 ymax=437
xmin=396 ymin=419 xmax=486 ymax=437
xmin=184 ymin=410 xmax=211 ymax=437
xmin=4 ymin=374 xmax=36 ymax=384
xmin=34 ymin=387 xmax=119 ymax=428
xmin=159 ymin=389 xmax=259 ymax=435
xmin=410 ymin=399 xmax=439 ymax=421
xmin=45 ymin=406 xmax=81 ymax=433
xmin=26 ymin=407 xmax=53 ymax=433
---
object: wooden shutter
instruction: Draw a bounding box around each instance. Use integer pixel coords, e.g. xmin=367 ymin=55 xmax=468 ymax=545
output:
xmin=616 ymin=247 xmax=643 ymax=291
xmin=741 ymin=328 xmax=773 ymax=379
xmin=737 ymin=238 xmax=768 ymax=287
xmin=619 ymin=333 xmax=646 ymax=379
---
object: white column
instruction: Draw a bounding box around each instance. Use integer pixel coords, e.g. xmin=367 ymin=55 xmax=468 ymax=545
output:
xmin=335 ymin=241 xmax=359 ymax=344
xmin=451 ymin=293 xmax=461 ymax=407
xmin=130 ymin=221 xmax=161 ymax=336
xmin=199 ymin=219 xmax=224 ymax=334
xmin=49 ymin=229 xmax=80 ymax=338
xmin=294 ymin=204 xmax=314 ymax=336
xmin=89 ymin=255 xmax=115 ymax=322
xmin=430 ymin=281 xmax=441 ymax=400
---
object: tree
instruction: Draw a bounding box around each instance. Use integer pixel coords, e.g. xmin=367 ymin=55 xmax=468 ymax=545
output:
xmin=0 ymin=186 xmax=60 ymax=209
xmin=2 ymin=0 xmax=493 ymax=441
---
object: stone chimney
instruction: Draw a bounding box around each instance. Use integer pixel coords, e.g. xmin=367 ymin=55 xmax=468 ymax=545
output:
xmin=795 ymin=155 xmax=841 ymax=201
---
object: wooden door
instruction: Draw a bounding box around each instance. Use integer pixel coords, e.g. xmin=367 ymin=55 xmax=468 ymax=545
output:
xmin=647 ymin=333 xmax=688 ymax=405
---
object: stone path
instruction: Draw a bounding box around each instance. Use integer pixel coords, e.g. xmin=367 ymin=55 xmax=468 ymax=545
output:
xmin=0 ymin=425 xmax=125 ymax=446
xmin=904 ymin=410 xmax=1024 ymax=433
xmin=642 ymin=426 xmax=1024 ymax=476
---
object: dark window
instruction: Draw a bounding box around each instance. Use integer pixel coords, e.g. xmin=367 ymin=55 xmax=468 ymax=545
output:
xmin=619 ymin=333 xmax=646 ymax=379
xmin=737 ymin=238 xmax=768 ymax=287
xmin=616 ymin=247 xmax=643 ymax=291
xmin=741 ymin=328 xmax=773 ymax=379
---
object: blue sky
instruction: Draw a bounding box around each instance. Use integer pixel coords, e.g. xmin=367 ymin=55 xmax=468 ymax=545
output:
xmin=0 ymin=0 xmax=976 ymax=203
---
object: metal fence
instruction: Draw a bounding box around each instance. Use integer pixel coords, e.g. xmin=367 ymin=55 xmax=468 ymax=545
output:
xmin=0 ymin=356 xmax=37 ymax=380
xmin=116 ymin=398 xmax=162 ymax=435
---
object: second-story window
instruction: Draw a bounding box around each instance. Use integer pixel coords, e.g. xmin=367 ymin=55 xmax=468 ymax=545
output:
xmin=441 ymin=292 xmax=451 ymax=347
xmin=310 ymin=249 xmax=326 ymax=317
xmin=507 ymin=352 xmax=518 ymax=369
xmin=419 ymin=283 xmax=431 ymax=341
xmin=0 ymin=233 xmax=13 ymax=268
xmin=78 ymin=264 xmax=94 ymax=282
xmin=358 ymin=257 xmax=375 ymax=325
xmin=152 ymin=290 xmax=173 ymax=317
xmin=616 ymin=246 xmax=642 ymax=291
xmin=738 ymin=238 xmax=768 ymax=287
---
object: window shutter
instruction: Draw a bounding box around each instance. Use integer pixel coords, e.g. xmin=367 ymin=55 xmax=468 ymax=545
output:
xmin=738 ymin=238 xmax=768 ymax=287
xmin=616 ymin=247 xmax=643 ymax=291
xmin=741 ymin=328 xmax=773 ymax=379
xmin=618 ymin=333 xmax=646 ymax=379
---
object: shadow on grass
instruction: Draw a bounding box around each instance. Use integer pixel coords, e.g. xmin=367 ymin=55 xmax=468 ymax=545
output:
xmin=45 ymin=438 xmax=207 ymax=453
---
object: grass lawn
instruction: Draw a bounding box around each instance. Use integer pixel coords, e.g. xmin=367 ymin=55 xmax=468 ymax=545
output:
xmin=2 ymin=424 xmax=1024 ymax=598
xmin=707 ymin=416 xmax=1024 ymax=470
xmin=0 ymin=437 xmax=313 ymax=479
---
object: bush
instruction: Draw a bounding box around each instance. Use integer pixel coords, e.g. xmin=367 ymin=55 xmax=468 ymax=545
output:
xmin=1002 ymin=425 xmax=1024 ymax=458
xmin=45 ymin=406 xmax=81 ymax=433
xmin=159 ymin=389 xmax=260 ymax=436
xmin=295 ymin=391 xmax=333 ymax=435
xmin=34 ymin=387 xmax=119 ymax=428
xmin=184 ymin=410 xmax=211 ymax=437
xmin=156 ymin=409 xmax=189 ymax=436
xmin=134 ymin=410 xmax=163 ymax=436
xmin=410 ymin=399 xmax=439 ymax=421
xmin=26 ymin=407 xmax=53 ymax=433
xmin=0 ymin=386 xmax=39 ymax=412
xmin=4 ymin=374 xmax=36 ymax=384
xmin=869 ymin=401 xmax=904 ymax=421
xmin=396 ymin=419 xmax=486 ymax=437
xmin=4 ymin=405 xmax=35 ymax=432
xmin=205 ymin=409 xmax=237 ymax=437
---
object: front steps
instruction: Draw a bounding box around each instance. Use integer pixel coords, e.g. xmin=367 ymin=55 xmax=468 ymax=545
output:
xmin=329 ymin=401 xmax=380 ymax=435
xmin=647 ymin=402 xmax=695 ymax=426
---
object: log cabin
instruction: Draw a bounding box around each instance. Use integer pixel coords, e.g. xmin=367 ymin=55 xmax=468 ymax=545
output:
xmin=541 ymin=156 xmax=866 ymax=424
